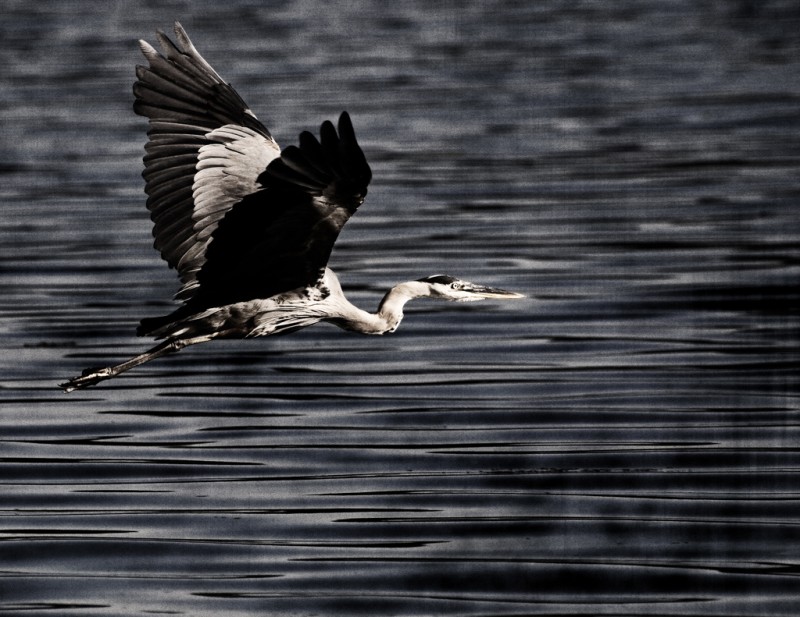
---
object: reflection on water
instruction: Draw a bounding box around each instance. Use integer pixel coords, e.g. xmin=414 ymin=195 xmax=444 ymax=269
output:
xmin=1 ymin=1 xmax=800 ymax=615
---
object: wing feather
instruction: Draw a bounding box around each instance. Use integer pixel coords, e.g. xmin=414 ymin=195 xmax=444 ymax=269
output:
xmin=184 ymin=112 xmax=373 ymax=310
xmin=134 ymin=22 xmax=280 ymax=301
xmin=133 ymin=24 xmax=373 ymax=335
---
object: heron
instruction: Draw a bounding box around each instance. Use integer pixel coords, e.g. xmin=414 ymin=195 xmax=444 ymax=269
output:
xmin=60 ymin=22 xmax=523 ymax=392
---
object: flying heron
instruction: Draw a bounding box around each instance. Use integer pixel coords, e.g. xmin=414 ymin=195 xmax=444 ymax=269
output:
xmin=60 ymin=22 xmax=523 ymax=392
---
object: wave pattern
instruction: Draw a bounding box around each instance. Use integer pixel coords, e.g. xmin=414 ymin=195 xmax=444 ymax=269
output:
xmin=2 ymin=1 xmax=800 ymax=615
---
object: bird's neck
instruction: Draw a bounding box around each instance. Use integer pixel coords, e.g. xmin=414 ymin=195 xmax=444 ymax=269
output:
xmin=376 ymin=281 xmax=431 ymax=332
xmin=333 ymin=281 xmax=430 ymax=335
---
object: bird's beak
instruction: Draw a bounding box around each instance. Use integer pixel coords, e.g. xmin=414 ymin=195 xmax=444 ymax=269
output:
xmin=466 ymin=284 xmax=525 ymax=299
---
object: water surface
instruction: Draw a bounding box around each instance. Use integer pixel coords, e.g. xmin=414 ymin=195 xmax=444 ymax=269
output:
xmin=2 ymin=1 xmax=800 ymax=615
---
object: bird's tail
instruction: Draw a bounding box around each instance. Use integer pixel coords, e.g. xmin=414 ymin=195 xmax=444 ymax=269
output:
xmin=137 ymin=314 xmax=175 ymax=337
xmin=137 ymin=305 xmax=196 ymax=338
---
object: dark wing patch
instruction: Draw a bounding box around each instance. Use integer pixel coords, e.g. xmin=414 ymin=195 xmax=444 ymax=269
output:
xmin=418 ymin=275 xmax=458 ymax=285
xmin=134 ymin=22 xmax=280 ymax=301
xmin=186 ymin=112 xmax=372 ymax=308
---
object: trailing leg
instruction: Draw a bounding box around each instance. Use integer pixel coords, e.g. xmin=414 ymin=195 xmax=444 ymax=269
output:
xmin=60 ymin=335 xmax=212 ymax=392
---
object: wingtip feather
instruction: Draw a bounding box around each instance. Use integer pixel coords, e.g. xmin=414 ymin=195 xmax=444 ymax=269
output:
xmin=156 ymin=29 xmax=181 ymax=58
xmin=138 ymin=39 xmax=160 ymax=61
xmin=173 ymin=21 xmax=194 ymax=54
xmin=337 ymin=110 xmax=357 ymax=142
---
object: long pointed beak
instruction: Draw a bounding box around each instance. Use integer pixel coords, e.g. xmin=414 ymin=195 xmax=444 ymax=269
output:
xmin=466 ymin=284 xmax=525 ymax=299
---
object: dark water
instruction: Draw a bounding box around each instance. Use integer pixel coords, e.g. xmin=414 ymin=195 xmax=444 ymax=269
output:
xmin=2 ymin=1 xmax=800 ymax=615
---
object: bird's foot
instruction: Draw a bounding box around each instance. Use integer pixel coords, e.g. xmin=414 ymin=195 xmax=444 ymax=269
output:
xmin=60 ymin=366 xmax=112 ymax=393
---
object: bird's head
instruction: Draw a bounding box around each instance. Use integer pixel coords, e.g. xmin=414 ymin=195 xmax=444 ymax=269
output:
xmin=417 ymin=275 xmax=525 ymax=302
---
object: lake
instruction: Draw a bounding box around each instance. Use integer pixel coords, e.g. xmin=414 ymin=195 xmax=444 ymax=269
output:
xmin=1 ymin=1 xmax=800 ymax=615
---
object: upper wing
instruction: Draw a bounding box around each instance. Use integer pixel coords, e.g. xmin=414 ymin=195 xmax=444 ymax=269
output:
xmin=189 ymin=110 xmax=372 ymax=309
xmin=133 ymin=22 xmax=281 ymax=300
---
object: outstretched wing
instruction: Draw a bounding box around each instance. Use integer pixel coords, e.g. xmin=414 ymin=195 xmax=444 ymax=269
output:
xmin=133 ymin=22 xmax=281 ymax=301
xmin=134 ymin=23 xmax=372 ymax=316
xmin=189 ymin=110 xmax=372 ymax=309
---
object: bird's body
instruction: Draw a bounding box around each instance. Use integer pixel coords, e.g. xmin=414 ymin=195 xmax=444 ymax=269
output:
xmin=60 ymin=23 xmax=522 ymax=392
xmin=143 ymin=268 xmax=406 ymax=341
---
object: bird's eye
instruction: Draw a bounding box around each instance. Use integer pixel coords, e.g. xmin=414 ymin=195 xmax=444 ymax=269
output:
xmin=450 ymin=282 xmax=462 ymax=290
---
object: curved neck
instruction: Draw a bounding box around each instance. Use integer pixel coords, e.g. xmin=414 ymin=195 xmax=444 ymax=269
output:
xmin=377 ymin=281 xmax=431 ymax=332
xmin=331 ymin=281 xmax=430 ymax=335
